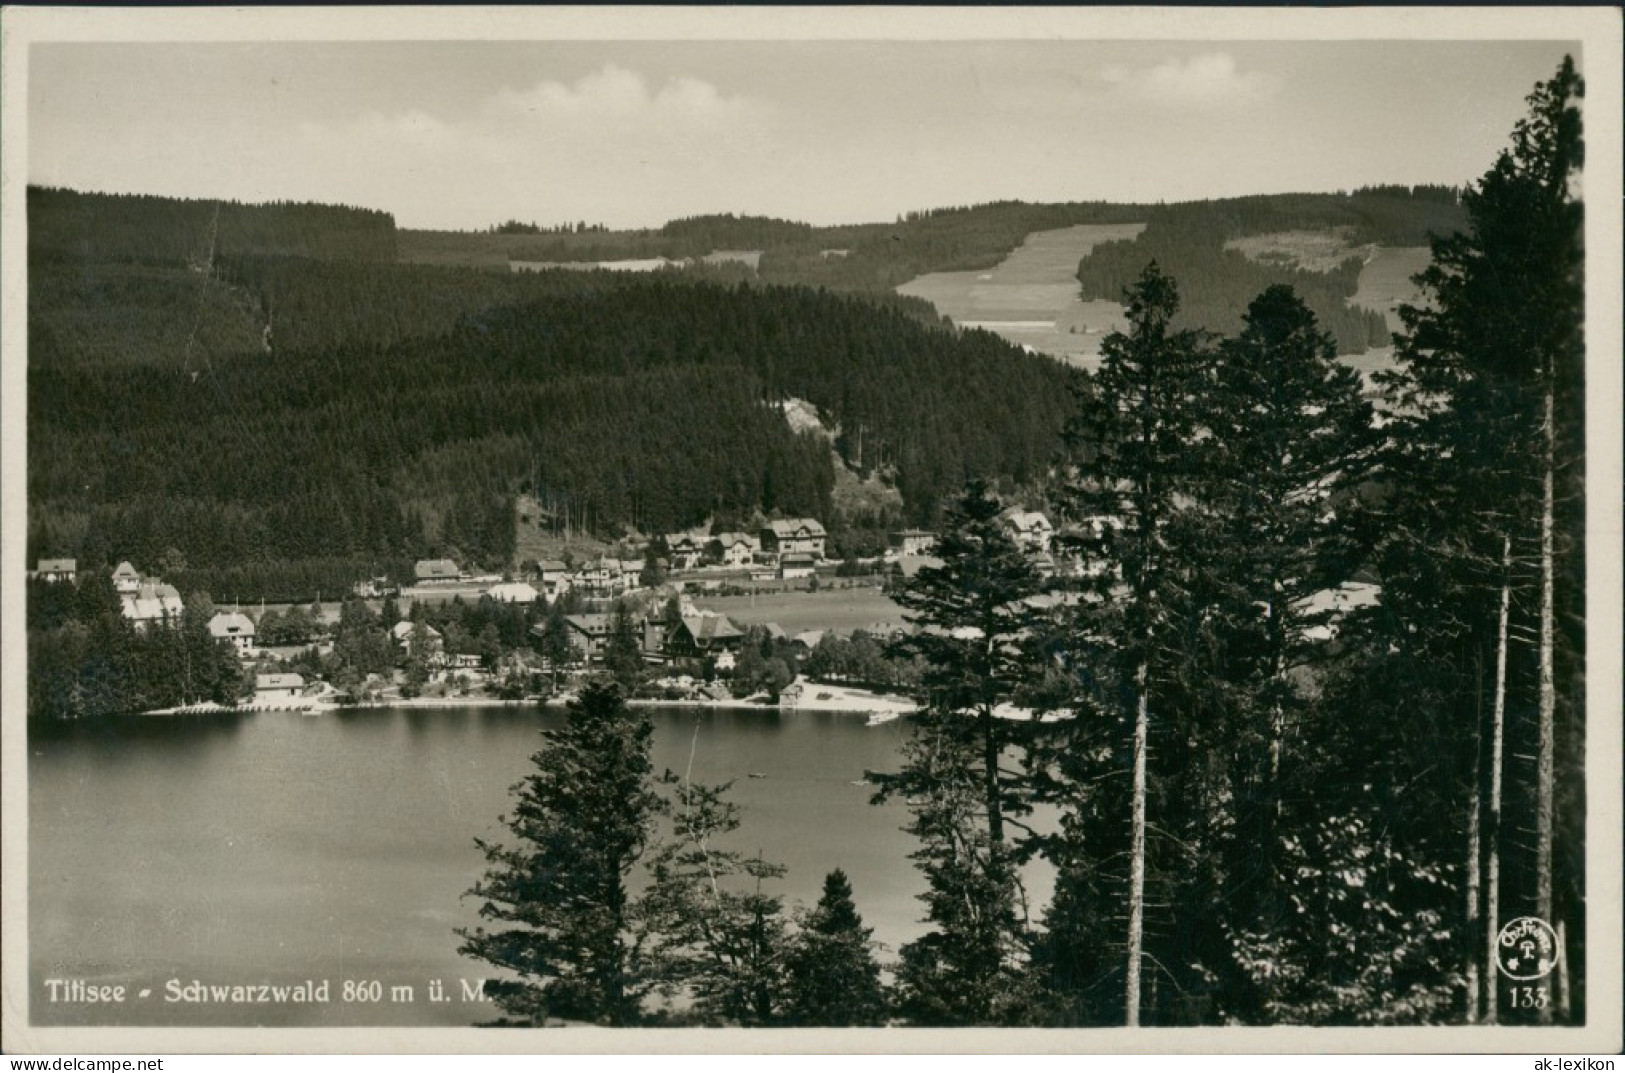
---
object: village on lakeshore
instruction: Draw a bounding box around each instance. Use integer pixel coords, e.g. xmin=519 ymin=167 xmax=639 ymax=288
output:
xmin=28 ymin=501 xmax=1382 ymax=719
xmin=27 ymin=515 xmax=964 ymax=717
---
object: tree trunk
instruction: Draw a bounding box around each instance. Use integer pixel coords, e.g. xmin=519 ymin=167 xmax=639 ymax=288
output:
xmin=1536 ymin=387 xmax=1556 ymax=1024
xmin=1125 ymin=662 xmax=1149 ymax=1027
xmin=1536 ymin=388 xmax=1556 ymax=926
xmin=1465 ymin=723 xmax=1483 ymax=1023
xmin=982 ymin=703 xmax=1004 ymax=846
xmin=1484 ymin=534 xmax=1512 ymax=1025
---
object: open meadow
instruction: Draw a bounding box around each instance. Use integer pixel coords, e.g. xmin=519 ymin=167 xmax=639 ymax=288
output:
xmin=896 ymin=222 xmax=1146 ymax=367
xmin=694 ymin=583 xmax=906 ymax=635
xmin=1351 ymin=245 xmax=1433 ymax=331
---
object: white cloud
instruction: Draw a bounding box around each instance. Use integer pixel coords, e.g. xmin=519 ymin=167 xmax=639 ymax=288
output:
xmin=283 ymin=65 xmax=777 ymax=227
xmin=1099 ymin=53 xmax=1281 ymax=108
xmin=482 ymin=64 xmax=762 ymax=132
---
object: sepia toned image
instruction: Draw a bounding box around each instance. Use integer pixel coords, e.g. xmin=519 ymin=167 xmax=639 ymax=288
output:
xmin=2 ymin=6 xmax=1619 ymax=1056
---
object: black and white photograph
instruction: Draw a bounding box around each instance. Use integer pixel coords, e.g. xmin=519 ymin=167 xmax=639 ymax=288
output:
xmin=2 ymin=6 xmax=1619 ymax=1057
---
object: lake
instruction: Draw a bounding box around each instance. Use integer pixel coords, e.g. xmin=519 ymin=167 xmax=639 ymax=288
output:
xmin=26 ymin=704 xmax=1050 ymax=1027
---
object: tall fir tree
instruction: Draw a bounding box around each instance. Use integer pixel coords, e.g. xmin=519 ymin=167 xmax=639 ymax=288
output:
xmin=879 ymin=479 xmax=1048 ymax=849
xmin=458 ymin=682 xmax=665 ymax=1025
xmin=886 ymin=724 xmax=1033 ymax=1025
xmin=1197 ymin=285 xmax=1381 ymax=1021
xmin=782 ymin=868 xmax=887 ymax=1026
xmin=870 ymin=479 xmax=1047 ymax=1025
xmin=1041 ymin=263 xmax=1213 ymax=1025
xmin=637 ymin=776 xmax=789 ymax=1026
xmin=1375 ymin=56 xmax=1585 ymax=1024
xmin=605 ymin=602 xmax=646 ymax=691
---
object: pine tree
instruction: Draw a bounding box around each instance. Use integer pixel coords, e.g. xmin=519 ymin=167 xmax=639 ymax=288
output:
xmin=782 ymin=868 xmax=888 ymax=1026
xmin=1198 ymin=286 xmax=1379 ymax=1021
xmin=458 ymin=682 xmax=664 ymax=1025
xmin=605 ymin=602 xmax=646 ymax=691
xmin=538 ymin=600 xmax=574 ymax=689
xmin=402 ymin=620 xmax=432 ymax=698
xmin=1043 ymin=263 xmax=1212 ymax=1025
xmin=1378 ymin=56 xmax=1585 ymax=1024
xmin=637 ymin=776 xmax=789 ymax=1025
xmin=887 ymin=723 xmax=1032 ymax=1025
xmin=869 ymin=479 xmax=1047 ymax=1024
xmin=879 ymin=479 xmax=1047 ymax=849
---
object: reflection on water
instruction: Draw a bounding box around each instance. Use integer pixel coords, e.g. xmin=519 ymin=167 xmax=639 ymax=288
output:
xmin=29 ymin=705 xmax=990 ymax=1027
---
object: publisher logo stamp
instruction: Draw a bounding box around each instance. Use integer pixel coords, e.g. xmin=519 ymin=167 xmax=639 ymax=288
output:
xmin=1496 ymin=916 xmax=1560 ymax=981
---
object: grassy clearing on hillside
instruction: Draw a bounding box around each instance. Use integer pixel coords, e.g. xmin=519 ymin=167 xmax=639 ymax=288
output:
xmin=1225 ymin=228 xmax=1367 ymax=273
xmin=697 ymin=585 xmax=905 ymax=635
xmin=1351 ymin=246 xmax=1433 ymax=332
xmin=897 ymin=223 xmax=1146 ymax=366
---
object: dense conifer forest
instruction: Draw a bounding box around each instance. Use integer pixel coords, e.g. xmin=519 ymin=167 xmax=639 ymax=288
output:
xmin=28 ymin=188 xmax=1081 ymax=599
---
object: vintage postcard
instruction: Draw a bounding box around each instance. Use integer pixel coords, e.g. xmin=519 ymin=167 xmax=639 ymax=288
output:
xmin=2 ymin=5 xmax=1619 ymax=1056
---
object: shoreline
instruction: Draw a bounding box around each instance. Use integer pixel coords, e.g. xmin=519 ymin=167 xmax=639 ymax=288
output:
xmin=140 ymin=693 xmax=914 ymax=718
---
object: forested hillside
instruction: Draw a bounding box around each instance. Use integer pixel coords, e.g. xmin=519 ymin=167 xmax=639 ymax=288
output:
xmin=29 ymin=187 xmax=399 ymax=370
xmin=401 ymin=201 xmax=1155 ymax=291
xmin=1075 ymin=187 xmax=1463 ymax=352
xmin=28 ymin=190 xmax=1078 ymax=600
xmin=28 ymin=186 xmax=397 ymax=265
xmin=25 ymin=185 xmax=1461 ymax=601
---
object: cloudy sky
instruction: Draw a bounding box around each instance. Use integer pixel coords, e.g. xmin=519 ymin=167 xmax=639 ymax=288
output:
xmin=28 ymin=37 xmax=1577 ymax=230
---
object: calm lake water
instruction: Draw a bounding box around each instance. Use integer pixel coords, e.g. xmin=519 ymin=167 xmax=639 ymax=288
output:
xmin=28 ymin=704 xmax=1050 ymax=1027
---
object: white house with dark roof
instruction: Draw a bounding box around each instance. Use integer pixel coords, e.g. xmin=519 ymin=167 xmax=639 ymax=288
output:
xmin=666 ymin=532 xmax=708 ymax=571
xmin=1000 ymin=509 xmax=1054 ymax=554
xmin=536 ymin=560 xmax=573 ymax=600
xmin=712 ymin=532 xmax=760 ymax=567
xmin=888 ymin=530 xmax=937 ymax=557
xmin=111 ymin=560 xmax=142 ymax=594
xmin=35 ymin=558 xmax=77 ymax=583
xmin=414 ymin=559 xmax=465 ymax=585
xmin=573 ymin=558 xmax=627 ymax=595
xmin=760 ymin=518 xmax=827 ymax=558
xmin=779 ymin=552 xmax=817 ymax=580
xmin=562 ymin=613 xmax=615 ymax=662
xmin=255 ymin=672 xmax=306 ymax=704
xmin=208 ymin=611 xmax=257 ymax=653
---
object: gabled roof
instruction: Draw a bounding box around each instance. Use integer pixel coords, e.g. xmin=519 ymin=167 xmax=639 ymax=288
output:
xmin=1001 ymin=509 xmax=1053 ymax=533
xmin=112 ymin=561 xmax=140 ymax=579
xmin=537 ymin=559 xmax=569 ymax=573
xmin=676 ymin=614 xmax=744 ymax=644
xmin=391 ymin=620 xmax=443 ymax=641
xmin=121 ymin=582 xmax=184 ymax=621
xmin=208 ymin=612 xmax=256 ymax=638
xmin=764 ymin=518 xmax=826 ymax=538
xmin=414 ymin=559 xmax=463 ymax=579
xmin=565 ymin=613 xmax=615 ymax=635
xmin=122 ymin=586 xmax=185 ymax=622
xmin=714 ymin=532 xmax=759 ymax=549
xmin=37 ymin=558 xmax=77 ymax=573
